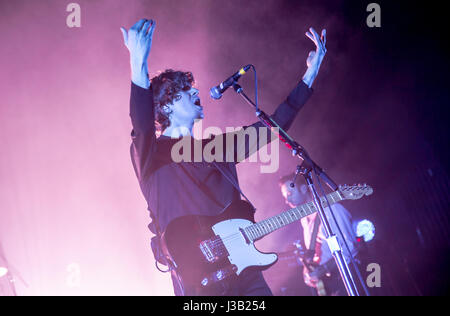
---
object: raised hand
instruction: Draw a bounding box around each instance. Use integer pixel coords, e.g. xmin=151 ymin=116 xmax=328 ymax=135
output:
xmin=302 ymin=27 xmax=327 ymax=88
xmin=120 ymin=19 xmax=156 ymax=88
xmin=121 ymin=19 xmax=156 ymax=65
xmin=305 ymin=27 xmax=327 ymax=68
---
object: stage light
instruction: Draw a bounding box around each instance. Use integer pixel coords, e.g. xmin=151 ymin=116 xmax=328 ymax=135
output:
xmin=355 ymin=219 xmax=375 ymax=242
xmin=0 ymin=266 xmax=8 ymax=277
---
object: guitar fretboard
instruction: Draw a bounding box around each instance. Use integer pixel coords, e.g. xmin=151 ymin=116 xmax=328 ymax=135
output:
xmin=244 ymin=191 xmax=343 ymax=241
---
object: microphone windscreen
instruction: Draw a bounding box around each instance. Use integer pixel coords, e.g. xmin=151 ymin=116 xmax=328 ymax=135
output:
xmin=210 ymin=86 xmax=222 ymax=100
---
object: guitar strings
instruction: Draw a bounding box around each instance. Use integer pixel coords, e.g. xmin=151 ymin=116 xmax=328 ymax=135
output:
xmin=207 ymin=211 xmax=310 ymax=250
xmin=206 ymin=201 xmax=332 ymax=252
xmin=209 ymin=206 xmax=315 ymax=247
xmin=204 ymin=188 xmax=365 ymax=254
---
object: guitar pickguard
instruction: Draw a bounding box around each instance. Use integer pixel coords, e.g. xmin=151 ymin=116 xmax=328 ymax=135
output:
xmin=212 ymin=218 xmax=278 ymax=275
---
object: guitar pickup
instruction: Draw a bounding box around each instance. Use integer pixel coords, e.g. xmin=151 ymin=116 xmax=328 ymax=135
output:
xmin=199 ymin=240 xmax=217 ymax=263
xmin=199 ymin=236 xmax=228 ymax=263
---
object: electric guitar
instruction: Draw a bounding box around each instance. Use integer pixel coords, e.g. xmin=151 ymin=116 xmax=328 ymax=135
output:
xmin=162 ymin=184 xmax=373 ymax=294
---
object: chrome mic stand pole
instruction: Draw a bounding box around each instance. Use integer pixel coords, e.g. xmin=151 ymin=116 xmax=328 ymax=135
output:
xmin=232 ymin=82 xmax=360 ymax=296
xmin=297 ymin=163 xmax=359 ymax=296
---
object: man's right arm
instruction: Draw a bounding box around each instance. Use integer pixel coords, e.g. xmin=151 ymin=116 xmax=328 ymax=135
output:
xmin=121 ymin=19 xmax=157 ymax=179
xmin=131 ymin=62 xmax=150 ymax=89
xmin=129 ymin=80 xmax=156 ymax=180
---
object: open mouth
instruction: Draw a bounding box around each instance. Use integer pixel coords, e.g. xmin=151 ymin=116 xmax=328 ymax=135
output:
xmin=194 ymin=99 xmax=203 ymax=112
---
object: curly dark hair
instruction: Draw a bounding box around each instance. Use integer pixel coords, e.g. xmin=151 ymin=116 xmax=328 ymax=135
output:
xmin=150 ymin=69 xmax=195 ymax=132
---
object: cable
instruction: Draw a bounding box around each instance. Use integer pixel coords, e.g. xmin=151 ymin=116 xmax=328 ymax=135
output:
xmin=249 ymin=64 xmax=258 ymax=111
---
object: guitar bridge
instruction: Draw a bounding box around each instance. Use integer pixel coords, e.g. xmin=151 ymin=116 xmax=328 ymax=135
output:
xmin=199 ymin=240 xmax=217 ymax=263
xmin=199 ymin=236 xmax=228 ymax=263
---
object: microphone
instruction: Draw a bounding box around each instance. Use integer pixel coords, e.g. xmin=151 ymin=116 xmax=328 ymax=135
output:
xmin=210 ymin=65 xmax=251 ymax=99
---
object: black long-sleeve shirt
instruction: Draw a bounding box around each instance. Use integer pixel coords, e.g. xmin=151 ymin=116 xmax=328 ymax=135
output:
xmin=129 ymin=81 xmax=312 ymax=233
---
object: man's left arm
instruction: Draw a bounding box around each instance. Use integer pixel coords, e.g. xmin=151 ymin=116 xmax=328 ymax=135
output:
xmin=266 ymin=27 xmax=327 ymax=131
xmin=228 ymin=27 xmax=327 ymax=162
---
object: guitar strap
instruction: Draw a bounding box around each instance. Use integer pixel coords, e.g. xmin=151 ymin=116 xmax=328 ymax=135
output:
xmin=150 ymin=162 xmax=255 ymax=268
xmin=149 ymin=206 xmax=186 ymax=295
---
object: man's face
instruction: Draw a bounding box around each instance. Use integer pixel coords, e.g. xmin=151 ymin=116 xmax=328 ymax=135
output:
xmin=170 ymin=87 xmax=204 ymax=124
xmin=280 ymin=181 xmax=308 ymax=207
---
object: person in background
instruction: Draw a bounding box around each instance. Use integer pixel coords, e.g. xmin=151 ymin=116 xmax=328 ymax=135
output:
xmin=279 ymin=173 xmax=358 ymax=296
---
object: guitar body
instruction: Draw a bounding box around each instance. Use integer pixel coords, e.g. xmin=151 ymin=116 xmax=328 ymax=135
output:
xmin=162 ymin=200 xmax=278 ymax=293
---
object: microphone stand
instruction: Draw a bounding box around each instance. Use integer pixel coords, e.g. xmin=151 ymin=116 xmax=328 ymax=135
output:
xmin=231 ymin=82 xmax=360 ymax=296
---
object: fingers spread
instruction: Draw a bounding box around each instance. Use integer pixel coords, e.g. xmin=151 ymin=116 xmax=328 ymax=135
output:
xmin=120 ymin=27 xmax=128 ymax=44
xmin=306 ymin=27 xmax=327 ymax=53
xmin=321 ymin=29 xmax=326 ymax=46
xmin=141 ymin=20 xmax=151 ymax=35
xmin=147 ymin=20 xmax=156 ymax=38
xmin=131 ymin=18 xmax=147 ymax=31
xmin=309 ymin=27 xmax=320 ymax=42
xmin=305 ymin=31 xmax=315 ymax=43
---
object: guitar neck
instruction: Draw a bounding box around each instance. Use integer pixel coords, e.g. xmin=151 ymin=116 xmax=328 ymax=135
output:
xmin=244 ymin=191 xmax=343 ymax=242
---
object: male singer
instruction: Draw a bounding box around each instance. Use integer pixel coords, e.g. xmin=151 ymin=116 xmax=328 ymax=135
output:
xmin=120 ymin=18 xmax=327 ymax=296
